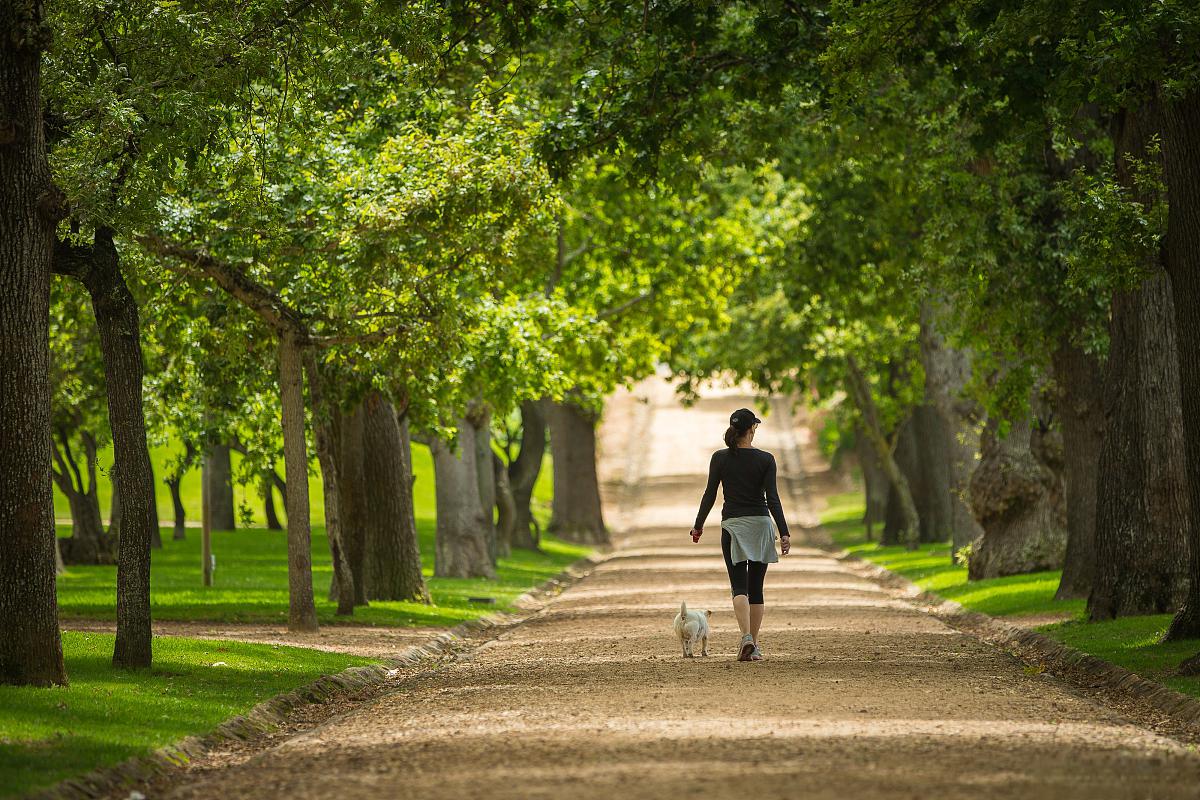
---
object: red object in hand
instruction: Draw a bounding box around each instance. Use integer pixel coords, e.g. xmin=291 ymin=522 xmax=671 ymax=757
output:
xmin=690 ymin=529 xmax=702 ymax=543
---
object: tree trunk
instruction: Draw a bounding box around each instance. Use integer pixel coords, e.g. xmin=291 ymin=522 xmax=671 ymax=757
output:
xmin=509 ymin=399 xmax=546 ymax=550
xmin=337 ymin=402 xmax=370 ymax=606
xmin=263 ymin=474 xmax=283 ymax=531
xmin=844 ymin=355 xmax=920 ymax=548
xmin=61 ymin=484 xmax=107 ymax=560
xmin=493 ymin=452 xmax=516 ymax=558
xmin=1088 ymin=102 xmax=1192 ymax=622
xmin=147 ymin=457 xmax=161 ymax=550
xmin=306 ymin=358 xmax=354 ymax=616
xmin=203 ymin=443 xmax=236 ymax=531
xmin=855 ymin=433 xmax=888 ymax=541
xmin=884 ymin=418 xmax=919 ymax=545
xmin=1088 ymin=271 xmax=1191 ymax=620
xmin=911 ymin=404 xmax=954 ymax=543
xmin=168 ymin=477 xmax=187 ymax=540
xmin=362 ymin=394 xmax=429 ymax=601
xmin=395 ymin=413 xmax=428 ymax=598
xmin=0 ymin=2 xmax=67 ymax=685
xmin=968 ymin=402 xmax=1068 ymax=580
xmin=1051 ymin=339 xmax=1105 ymax=600
xmin=468 ymin=404 xmax=498 ymax=564
xmin=107 ymin=476 xmax=121 ymax=538
xmin=51 ymin=432 xmax=111 ymax=564
xmin=1159 ymin=90 xmax=1200 ymax=642
xmin=55 ymin=229 xmax=156 ymax=669
xmin=277 ymin=334 xmax=318 ymax=632
xmin=431 ymin=419 xmax=496 ymax=578
xmin=165 ymin=443 xmax=194 ymax=541
xmin=918 ymin=302 xmax=984 ymax=553
xmin=546 ymin=399 xmax=609 ymax=545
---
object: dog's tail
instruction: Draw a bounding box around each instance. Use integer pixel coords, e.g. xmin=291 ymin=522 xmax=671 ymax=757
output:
xmin=680 ymin=600 xmax=688 ymax=618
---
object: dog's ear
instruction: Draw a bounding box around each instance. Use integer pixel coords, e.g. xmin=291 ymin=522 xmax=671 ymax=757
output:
xmin=705 ymin=609 xmax=712 ymax=617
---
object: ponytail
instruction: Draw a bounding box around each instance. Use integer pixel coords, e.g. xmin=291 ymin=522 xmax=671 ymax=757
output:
xmin=724 ymin=426 xmax=740 ymax=451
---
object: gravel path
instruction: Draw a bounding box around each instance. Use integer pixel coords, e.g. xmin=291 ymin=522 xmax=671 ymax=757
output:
xmin=163 ymin=377 xmax=1200 ymax=799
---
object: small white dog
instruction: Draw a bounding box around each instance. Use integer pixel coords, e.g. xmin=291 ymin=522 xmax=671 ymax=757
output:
xmin=673 ymin=601 xmax=712 ymax=658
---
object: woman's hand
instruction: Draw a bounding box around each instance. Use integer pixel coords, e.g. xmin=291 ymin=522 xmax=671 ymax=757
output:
xmin=780 ymin=535 xmax=791 ymax=556
xmin=689 ymin=528 xmax=703 ymax=543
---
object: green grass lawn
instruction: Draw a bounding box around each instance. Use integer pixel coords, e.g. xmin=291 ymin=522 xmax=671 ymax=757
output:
xmin=820 ymin=490 xmax=1200 ymax=698
xmin=56 ymin=434 xmax=575 ymax=626
xmin=0 ymin=632 xmax=376 ymax=798
xmin=57 ymin=522 xmax=590 ymax=627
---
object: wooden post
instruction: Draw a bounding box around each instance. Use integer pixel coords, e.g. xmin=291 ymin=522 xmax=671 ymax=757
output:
xmin=201 ymin=455 xmax=213 ymax=587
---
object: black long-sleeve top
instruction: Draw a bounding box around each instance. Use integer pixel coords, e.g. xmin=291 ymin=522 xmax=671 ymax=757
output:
xmin=693 ymin=447 xmax=790 ymax=536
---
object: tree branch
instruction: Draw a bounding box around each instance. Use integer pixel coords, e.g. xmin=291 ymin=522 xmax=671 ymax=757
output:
xmin=138 ymin=233 xmax=310 ymax=337
xmin=596 ymin=288 xmax=655 ymax=321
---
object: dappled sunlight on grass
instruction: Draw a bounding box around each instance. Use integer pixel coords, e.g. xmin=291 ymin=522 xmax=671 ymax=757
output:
xmin=822 ymin=490 xmax=1200 ymax=698
xmin=1048 ymin=616 xmax=1200 ymax=696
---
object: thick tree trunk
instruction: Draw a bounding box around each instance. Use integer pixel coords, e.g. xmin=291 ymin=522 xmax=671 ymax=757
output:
xmin=918 ymin=303 xmax=984 ymax=552
xmin=1052 ymin=339 xmax=1105 ymax=600
xmin=306 ymin=359 xmax=354 ymax=616
xmin=203 ymin=443 xmax=236 ymax=531
xmin=509 ymin=399 xmax=546 ymax=550
xmin=56 ymin=229 xmax=156 ymax=669
xmin=1089 ymin=104 xmax=1192 ymax=622
xmin=277 ymin=334 xmax=318 ymax=632
xmin=0 ymin=2 xmax=67 ymax=685
xmin=362 ymin=394 xmax=429 ymax=601
xmin=854 ymin=434 xmax=888 ymax=541
xmin=263 ymin=475 xmax=283 ymax=531
xmin=968 ymin=404 xmax=1067 ymax=580
xmin=431 ymin=419 xmax=496 ymax=578
xmin=1088 ymin=272 xmax=1191 ymax=620
xmin=845 ymin=356 xmax=920 ymax=548
xmin=494 ymin=452 xmax=516 ymax=558
xmin=546 ymin=399 xmax=609 ymax=545
xmin=337 ymin=402 xmax=369 ymax=606
xmin=468 ymin=404 xmax=498 ymax=564
xmin=1159 ymin=91 xmax=1200 ymax=642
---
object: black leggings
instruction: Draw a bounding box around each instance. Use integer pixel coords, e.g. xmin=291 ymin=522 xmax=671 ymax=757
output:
xmin=722 ymin=529 xmax=768 ymax=604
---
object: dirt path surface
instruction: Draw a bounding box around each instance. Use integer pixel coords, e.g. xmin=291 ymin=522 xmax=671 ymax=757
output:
xmin=163 ymin=377 xmax=1200 ymax=800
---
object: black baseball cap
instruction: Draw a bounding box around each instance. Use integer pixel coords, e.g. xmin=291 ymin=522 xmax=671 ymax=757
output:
xmin=729 ymin=408 xmax=762 ymax=431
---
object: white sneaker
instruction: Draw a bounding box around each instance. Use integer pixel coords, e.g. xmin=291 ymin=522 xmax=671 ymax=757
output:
xmin=737 ymin=633 xmax=755 ymax=661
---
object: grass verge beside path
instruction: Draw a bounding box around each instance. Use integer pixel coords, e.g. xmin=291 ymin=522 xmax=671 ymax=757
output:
xmin=820 ymin=490 xmax=1200 ymax=699
xmin=0 ymin=633 xmax=376 ymax=798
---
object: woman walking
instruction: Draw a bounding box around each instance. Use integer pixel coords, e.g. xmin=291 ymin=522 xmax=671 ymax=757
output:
xmin=690 ymin=408 xmax=791 ymax=661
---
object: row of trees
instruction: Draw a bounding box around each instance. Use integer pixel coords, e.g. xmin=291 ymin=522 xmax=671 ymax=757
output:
xmin=535 ymin=2 xmax=1200 ymax=666
xmin=7 ymin=0 xmax=1199 ymax=687
xmin=0 ymin=1 xmax=797 ymax=686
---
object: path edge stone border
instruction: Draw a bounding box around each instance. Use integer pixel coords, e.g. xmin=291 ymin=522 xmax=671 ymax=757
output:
xmin=835 ymin=547 xmax=1200 ymax=738
xmin=28 ymin=551 xmax=610 ymax=800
